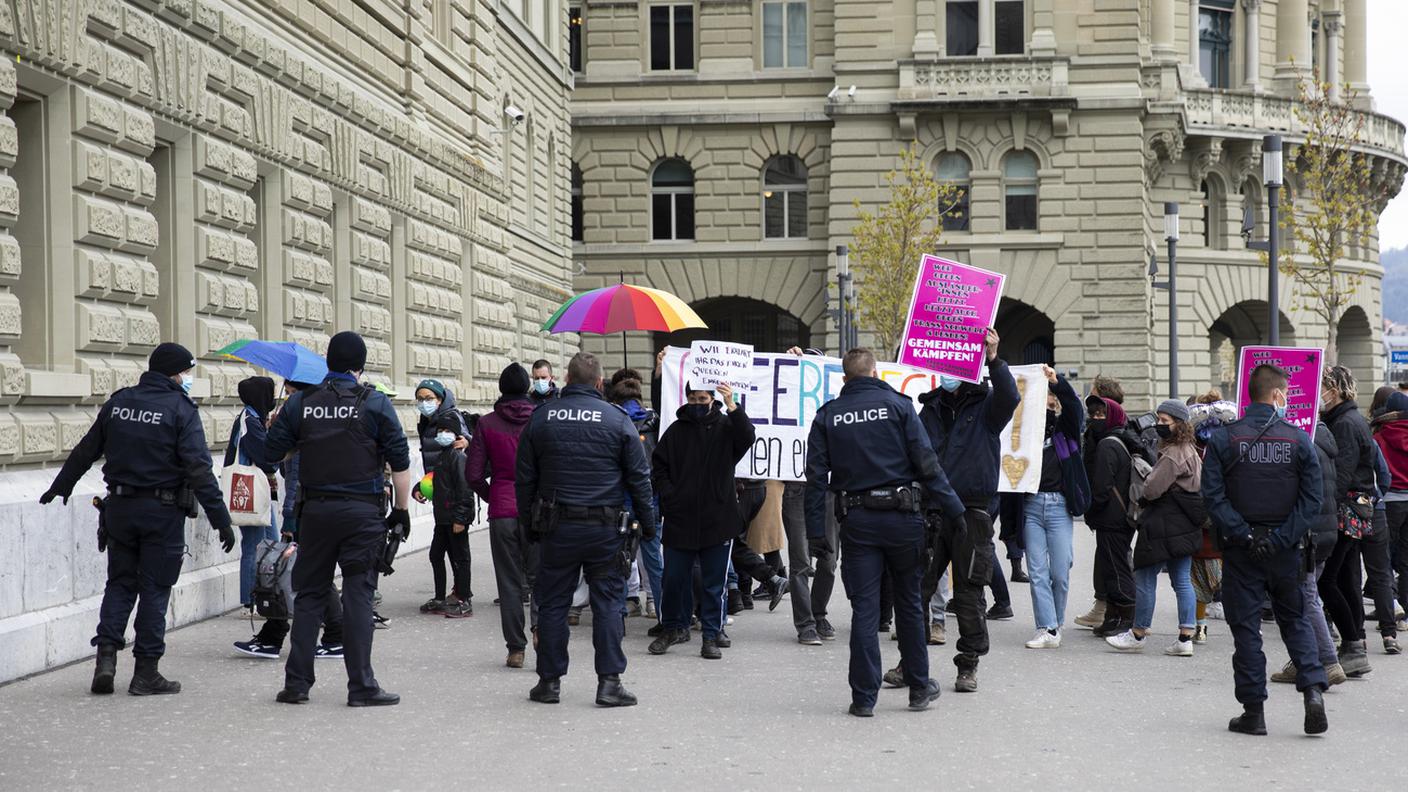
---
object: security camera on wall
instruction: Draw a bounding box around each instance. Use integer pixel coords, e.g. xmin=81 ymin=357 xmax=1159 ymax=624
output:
xmin=827 ymin=86 xmax=840 ymax=101
xmin=505 ymin=106 xmax=526 ymax=124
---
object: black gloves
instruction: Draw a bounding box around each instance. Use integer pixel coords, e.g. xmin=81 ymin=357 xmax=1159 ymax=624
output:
xmin=1249 ymin=535 xmax=1277 ymax=562
xmin=386 ymin=507 xmax=412 ymax=540
xmin=40 ymin=490 xmax=68 ymax=505
xmin=809 ymin=535 xmax=833 ymax=561
xmin=216 ymin=523 xmax=236 ymax=553
xmin=641 ymin=520 xmax=657 ymax=540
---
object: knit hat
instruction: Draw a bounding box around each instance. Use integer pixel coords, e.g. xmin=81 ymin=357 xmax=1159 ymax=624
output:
xmin=1156 ymin=399 xmax=1190 ymax=423
xmin=148 ymin=342 xmax=195 ymax=376
xmin=434 ymin=411 xmax=462 ymax=433
xmin=416 ymin=378 xmax=447 ymax=400
xmin=499 ymin=363 xmax=530 ymax=396
xmin=326 ymin=331 xmax=367 ymax=373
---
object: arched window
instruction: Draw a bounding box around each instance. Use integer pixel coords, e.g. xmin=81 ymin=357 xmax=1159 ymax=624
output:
xmin=935 ymin=152 xmax=971 ymax=232
xmin=762 ymin=155 xmax=807 ymax=239
xmin=1002 ymin=150 xmax=1038 ymax=231
xmin=571 ymin=163 xmax=584 ymax=242
xmin=1202 ymin=177 xmax=1226 ymax=250
xmin=651 ymin=158 xmax=694 ymax=240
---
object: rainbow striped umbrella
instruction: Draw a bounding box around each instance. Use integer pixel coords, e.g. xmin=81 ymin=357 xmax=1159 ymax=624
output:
xmin=542 ymin=284 xmax=706 ymax=335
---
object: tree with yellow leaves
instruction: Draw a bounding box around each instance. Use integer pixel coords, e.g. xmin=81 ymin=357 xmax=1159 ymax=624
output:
xmin=850 ymin=143 xmax=966 ymax=359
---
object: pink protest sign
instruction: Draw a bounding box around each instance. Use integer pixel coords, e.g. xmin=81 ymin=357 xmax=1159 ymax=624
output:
xmin=898 ymin=255 xmax=1006 ymax=382
xmin=1235 ymin=346 xmax=1324 ymax=436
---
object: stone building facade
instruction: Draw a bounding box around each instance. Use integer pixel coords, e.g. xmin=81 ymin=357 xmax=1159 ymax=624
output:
xmin=570 ymin=0 xmax=1406 ymax=401
xmin=0 ymin=0 xmax=574 ymax=682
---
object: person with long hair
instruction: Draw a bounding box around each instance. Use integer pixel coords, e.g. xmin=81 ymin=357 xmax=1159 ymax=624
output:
xmin=1106 ymin=401 xmax=1205 ymax=656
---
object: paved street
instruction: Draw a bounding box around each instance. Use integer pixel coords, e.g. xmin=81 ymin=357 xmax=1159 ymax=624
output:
xmin=2 ymin=526 xmax=1404 ymax=790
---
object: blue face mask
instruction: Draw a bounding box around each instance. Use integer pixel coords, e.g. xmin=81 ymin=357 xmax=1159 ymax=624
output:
xmin=417 ymin=400 xmax=439 ymax=417
xmin=939 ymin=375 xmax=960 ymax=392
xmin=1275 ymin=400 xmax=1288 ymax=419
xmin=532 ymin=379 xmax=551 ymax=395
xmin=179 ymin=373 xmax=193 ymax=393
xmin=434 ymin=431 xmax=455 ymax=447
xmin=685 ymin=403 xmax=710 ymax=420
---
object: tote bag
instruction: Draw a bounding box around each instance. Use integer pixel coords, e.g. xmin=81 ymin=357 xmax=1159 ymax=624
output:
xmin=221 ymin=413 xmax=271 ymax=526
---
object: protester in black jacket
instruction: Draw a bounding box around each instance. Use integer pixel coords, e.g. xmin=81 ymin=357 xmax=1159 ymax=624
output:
xmin=1318 ymin=365 xmax=1375 ymax=676
xmin=649 ymin=384 xmax=764 ymax=660
xmin=1085 ymin=395 xmax=1141 ymax=636
xmin=427 ymin=412 xmax=476 ymax=618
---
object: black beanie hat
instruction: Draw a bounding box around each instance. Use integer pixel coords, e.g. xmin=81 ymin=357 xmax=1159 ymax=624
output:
xmin=499 ymin=363 xmax=530 ymax=396
xmin=149 ymin=342 xmax=195 ymax=377
xmin=326 ymin=331 xmax=367 ymax=373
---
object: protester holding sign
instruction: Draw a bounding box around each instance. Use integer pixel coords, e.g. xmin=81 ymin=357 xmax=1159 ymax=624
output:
xmin=1022 ymin=365 xmax=1086 ymax=650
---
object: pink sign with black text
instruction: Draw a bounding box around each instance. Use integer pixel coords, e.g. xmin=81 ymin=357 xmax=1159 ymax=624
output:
xmin=897 ymin=255 xmax=1006 ymax=383
xmin=1235 ymin=345 xmax=1325 ymax=436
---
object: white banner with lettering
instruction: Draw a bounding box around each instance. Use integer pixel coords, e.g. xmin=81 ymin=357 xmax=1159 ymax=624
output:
xmin=658 ymin=347 xmax=1045 ymax=491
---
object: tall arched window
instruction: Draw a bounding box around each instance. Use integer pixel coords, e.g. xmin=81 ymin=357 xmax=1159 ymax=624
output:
xmin=571 ymin=163 xmax=584 ymax=242
xmin=762 ymin=155 xmax=807 ymax=239
xmin=1202 ymin=177 xmax=1226 ymax=250
xmin=1002 ymin=150 xmax=1038 ymax=231
xmin=651 ymin=158 xmax=694 ymax=240
xmin=935 ymin=152 xmax=971 ymax=232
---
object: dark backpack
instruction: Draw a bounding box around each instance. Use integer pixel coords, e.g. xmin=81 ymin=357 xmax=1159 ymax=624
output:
xmin=252 ymin=540 xmax=297 ymax=620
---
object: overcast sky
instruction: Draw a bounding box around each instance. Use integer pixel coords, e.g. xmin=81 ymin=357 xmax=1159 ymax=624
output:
xmin=1369 ymin=0 xmax=1408 ymax=251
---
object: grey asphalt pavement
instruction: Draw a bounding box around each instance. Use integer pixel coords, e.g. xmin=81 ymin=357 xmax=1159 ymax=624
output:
xmin=1 ymin=527 xmax=1404 ymax=790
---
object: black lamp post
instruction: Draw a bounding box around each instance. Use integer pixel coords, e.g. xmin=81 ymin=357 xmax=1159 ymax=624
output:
xmin=1151 ymin=202 xmax=1180 ymax=398
xmin=1243 ymin=134 xmax=1284 ymax=345
xmin=836 ymin=245 xmax=851 ymax=352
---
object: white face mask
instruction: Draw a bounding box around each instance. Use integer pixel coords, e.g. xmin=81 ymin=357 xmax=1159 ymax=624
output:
xmin=179 ymin=373 xmax=194 ymax=393
xmin=532 ymin=379 xmax=551 ymax=395
xmin=418 ymin=400 xmax=440 ymax=417
xmin=434 ymin=431 xmax=455 ymax=447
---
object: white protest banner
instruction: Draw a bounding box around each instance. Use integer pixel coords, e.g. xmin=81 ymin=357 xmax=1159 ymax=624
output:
xmin=997 ymin=365 xmax=1049 ymax=494
xmin=688 ymin=340 xmax=755 ymax=392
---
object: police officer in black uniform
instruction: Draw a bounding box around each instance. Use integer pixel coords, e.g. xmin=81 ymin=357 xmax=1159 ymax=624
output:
xmin=1203 ymin=363 xmax=1329 ymax=735
xmin=805 ymin=348 xmax=965 ymax=717
xmin=516 ymin=352 xmax=655 ymax=707
xmin=41 ymin=342 xmax=235 ymax=696
xmin=264 ymin=331 xmax=411 ymax=707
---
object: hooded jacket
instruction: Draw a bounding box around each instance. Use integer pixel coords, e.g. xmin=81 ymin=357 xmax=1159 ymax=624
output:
xmin=466 ymin=396 xmax=535 ymax=519
xmin=1372 ymin=391 xmax=1408 ymax=492
xmin=431 ymin=445 xmax=476 ymax=527
xmin=416 ymin=385 xmax=469 ymax=473
xmin=224 ymin=377 xmax=277 ymax=476
xmin=1322 ymin=399 xmax=1376 ymax=503
xmin=916 ymin=357 xmax=1021 ymax=508
xmin=1085 ymin=397 xmax=1141 ymax=532
xmin=652 ymin=402 xmax=755 ymax=550
xmin=1311 ymin=424 xmax=1340 ymax=561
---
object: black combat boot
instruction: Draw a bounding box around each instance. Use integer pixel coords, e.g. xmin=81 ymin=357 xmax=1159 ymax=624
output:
xmin=529 ymin=677 xmax=561 ymax=704
xmin=128 ymin=656 xmax=181 ymax=696
xmin=1228 ymin=704 xmax=1267 ymax=736
xmin=1303 ymin=687 xmax=1328 ymax=735
xmin=91 ymin=644 xmax=118 ymax=695
xmin=595 ymin=674 xmax=637 ymax=707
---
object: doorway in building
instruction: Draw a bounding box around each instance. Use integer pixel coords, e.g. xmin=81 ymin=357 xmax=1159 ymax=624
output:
xmin=653 ymin=297 xmax=811 ymax=356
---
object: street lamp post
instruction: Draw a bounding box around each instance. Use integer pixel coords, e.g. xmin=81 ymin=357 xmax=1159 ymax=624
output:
xmin=1151 ymin=203 xmax=1180 ymax=399
xmin=836 ymin=244 xmax=851 ymax=353
xmin=1242 ymin=134 xmax=1285 ymax=346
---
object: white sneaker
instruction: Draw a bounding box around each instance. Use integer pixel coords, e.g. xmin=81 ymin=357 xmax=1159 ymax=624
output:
xmin=1206 ymin=602 xmax=1225 ymax=620
xmin=1164 ymin=638 xmax=1194 ymax=657
xmin=1025 ymin=629 xmax=1061 ymax=649
xmin=1105 ymin=630 xmax=1146 ymax=652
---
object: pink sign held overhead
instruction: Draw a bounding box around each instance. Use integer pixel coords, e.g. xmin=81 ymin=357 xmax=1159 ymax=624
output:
xmin=1235 ymin=346 xmax=1325 ymax=436
xmin=898 ymin=255 xmax=1006 ymax=383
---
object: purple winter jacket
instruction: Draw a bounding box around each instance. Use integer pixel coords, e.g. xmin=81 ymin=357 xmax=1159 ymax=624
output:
xmin=467 ymin=396 xmax=535 ymax=519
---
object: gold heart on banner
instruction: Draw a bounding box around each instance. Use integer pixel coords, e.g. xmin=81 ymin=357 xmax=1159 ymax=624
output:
xmin=1001 ymin=455 xmax=1029 ymax=488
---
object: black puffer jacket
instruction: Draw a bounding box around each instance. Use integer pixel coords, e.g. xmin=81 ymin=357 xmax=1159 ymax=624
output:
xmin=1311 ymin=423 xmax=1340 ymax=561
xmin=431 ymin=446 xmax=476 ymax=527
xmin=1133 ymin=489 xmax=1206 ymax=568
xmin=1322 ymin=400 xmax=1376 ymax=503
xmin=416 ymin=386 xmax=470 ymax=472
xmin=917 ymin=358 xmax=1021 ymax=508
xmin=653 ymin=403 xmax=755 ymax=550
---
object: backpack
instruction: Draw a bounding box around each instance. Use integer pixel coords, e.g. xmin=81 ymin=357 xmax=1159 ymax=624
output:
xmin=252 ymin=539 xmax=297 ymax=620
xmin=1102 ymin=435 xmax=1153 ymax=528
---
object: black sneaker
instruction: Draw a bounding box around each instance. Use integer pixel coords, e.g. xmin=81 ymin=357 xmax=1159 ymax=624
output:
xmin=848 ymin=702 xmax=874 ymax=718
xmin=234 ymin=640 xmax=280 ymax=659
xmin=443 ymin=598 xmax=473 ymax=619
xmin=798 ymin=628 xmax=823 ymax=646
xmin=348 ymin=689 xmax=400 ymax=707
xmin=700 ymin=639 xmax=722 ymax=660
xmin=276 ymin=688 xmax=309 ymax=704
xmin=768 ymin=576 xmax=789 ymax=611
xmin=314 ymin=644 xmax=344 ymax=660
xmin=909 ymin=679 xmax=941 ymax=711
xmin=815 ymin=617 xmax=836 ymax=640
xmin=420 ymin=598 xmax=445 ymax=614
xmin=985 ymin=604 xmax=1015 ymax=621
xmin=1228 ymin=709 xmax=1267 ymax=735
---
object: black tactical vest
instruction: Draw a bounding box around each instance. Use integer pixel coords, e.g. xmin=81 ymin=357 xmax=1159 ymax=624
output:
xmin=296 ymin=382 xmax=380 ymax=490
xmin=1224 ymin=417 xmax=1302 ymax=525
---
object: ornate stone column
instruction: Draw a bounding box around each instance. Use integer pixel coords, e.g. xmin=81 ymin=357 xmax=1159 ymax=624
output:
xmin=1323 ymin=10 xmax=1342 ymax=101
xmin=1343 ymin=0 xmax=1368 ymax=95
xmin=978 ymin=0 xmax=994 ymax=56
xmin=1152 ymin=0 xmax=1176 ymax=60
xmin=1242 ymin=0 xmax=1262 ymax=90
xmin=1275 ymin=0 xmax=1309 ymax=86
xmin=1187 ymin=0 xmax=1205 ymax=85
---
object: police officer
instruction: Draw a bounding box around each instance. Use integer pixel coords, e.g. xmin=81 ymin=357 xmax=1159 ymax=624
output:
xmin=1203 ymin=363 xmax=1329 ymax=736
xmin=805 ymin=348 xmax=965 ymax=717
xmin=516 ymin=352 xmax=655 ymax=707
xmin=41 ymin=342 xmax=235 ymax=696
xmin=264 ymin=331 xmax=411 ymax=707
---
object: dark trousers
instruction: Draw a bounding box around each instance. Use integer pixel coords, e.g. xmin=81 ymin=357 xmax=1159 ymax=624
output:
xmin=1092 ymin=536 xmax=1108 ymax=601
xmin=731 ymin=536 xmax=776 ymax=586
xmin=257 ymin=586 xmax=343 ymax=647
xmin=1223 ymin=545 xmax=1328 ymax=703
xmin=1362 ymin=511 xmax=1399 ymax=636
xmin=1319 ymin=532 xmax=1366 ymax=642
xmin=840 ymin=508 xmax=929 ymax=708
xmin=988 ymin=546 xmax=1011 ymax=607
xmin=782 ymin=483 xmax=840 ymax=631
xmin=1389 ymin=501 xmax=1408 ymax=611
xmin=1094 ymin=529 xmax=1135 ymax=607
xmin=489 ymin=517 xmax=531 ymax=653
xmin=534 ymin=520 xmax=626 ymax=679
xmin=93 ymin=497 xmax=187 ymax=657
xmin=998 ymin=492 xmax=1026 ymax=561
xmin=927 ymin=508 xmax=994 ymax=669
xmin=429 ymin=523 xmax=472 ymax=601
xmin=662 ymin=542 xmax=730 ymax=640
xmin=284 ymin=499 xmax=385 ymax=701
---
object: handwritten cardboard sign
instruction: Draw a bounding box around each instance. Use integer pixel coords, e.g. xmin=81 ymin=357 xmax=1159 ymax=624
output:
xmin=1235 ymin=346 xmax=1324 ymax=436
xmin=898 ymin=255 xmax=1005 ymax=383
xmin=688 ymin=340 xmax=755 ymax=392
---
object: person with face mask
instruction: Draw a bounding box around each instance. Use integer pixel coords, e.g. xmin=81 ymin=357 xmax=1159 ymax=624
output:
xmin=1083 ymin=395 xmax=1142 ymax=638
xmin=1105 ymin=401 xmax=1205 ymax=656
xmin=424 ymin=412 xmax=476 ymax=618
xmin=648 ymin=383 xmax=760 ymax=660
xmin=40 ymin=342 xmax=235 ymax=696
xmin=1202 ymin=363 xmax=1328 ymax=735
xmin=413 ymin=379 xmax=469 ymax=487
xmin=1021 ymin=365 xmax=1087 ymax=649
xmin=227 ymin=376 xmax=280 ymax=611
xmin=530 ymin=359 xmax=559 ymax=404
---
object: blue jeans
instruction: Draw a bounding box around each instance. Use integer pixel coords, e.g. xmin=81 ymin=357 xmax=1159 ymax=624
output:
xmin=239 ymin=520 xmax=279 ymax=606
xmin=638 ymin=526 xmax=664 ymax=614
xmin=1134 ymin=556 xmax=1196 ymax=630
xmin=1023 ymin=492 xmax=1074 ymax=630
